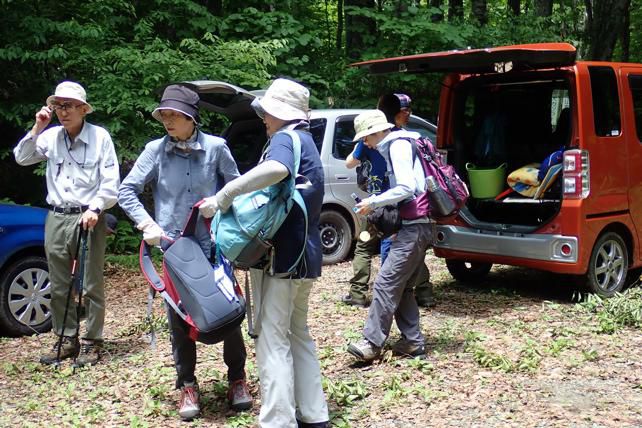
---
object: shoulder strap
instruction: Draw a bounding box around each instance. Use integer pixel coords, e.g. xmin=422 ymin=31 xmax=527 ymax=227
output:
xmin=385 ymin=137 xmax=418 ymax=177
xmin=273 ymin=129 xmax=309 ymax=275
xmin=139 ymin=241 xmax=189 ymax=347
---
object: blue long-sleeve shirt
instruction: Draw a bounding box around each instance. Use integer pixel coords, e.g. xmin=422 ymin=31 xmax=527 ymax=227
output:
xmin=118 ymin=130 xmax=239 ymax=255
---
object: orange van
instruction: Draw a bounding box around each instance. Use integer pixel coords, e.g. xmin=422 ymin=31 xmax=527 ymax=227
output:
xmin=355 ymin=43 xmax=642 ymax=296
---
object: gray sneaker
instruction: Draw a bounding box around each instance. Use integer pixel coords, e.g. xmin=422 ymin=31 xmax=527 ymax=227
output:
xmin=347 ymin=339 xmax=381 ymax=362
xmin=391 ymin=338 xmax=426 ymax=359
xmin=40 ymin=336 xmax=79 ymax=365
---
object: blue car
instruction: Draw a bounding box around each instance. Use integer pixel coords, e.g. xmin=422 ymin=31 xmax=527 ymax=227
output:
xmin=0 ymin=203 xmax=51 ymax=336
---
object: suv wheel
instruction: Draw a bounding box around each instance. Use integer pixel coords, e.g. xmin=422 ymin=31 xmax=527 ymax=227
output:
xmin=0 ymin=256 xmax=52 ymax=336
xmin=319 ymin=210 xmax=352 ymax=265
xmin=445 ymin=259 xmax=492 ymax=283
xmin=585 ymin=232 xmax=628 ymax=297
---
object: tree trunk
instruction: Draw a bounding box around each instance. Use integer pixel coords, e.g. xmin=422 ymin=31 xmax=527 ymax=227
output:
xmin=448 ymin=0 xmax=464 ymax=21
xmin=337 ymin=0 xmax=344 ymax=51
xmin=430 ymin=0 xmax=444 ymax=22
xmin=345 ymin=0 xmax=375 ymax=60
xmin=395 ymin=0 xmax=410 ymax=16
xmin=471 ymin=0 xmax=488 ymax=25
xmin=226 ymin=1 xmax=271 ymax=13
xmin=583 ymin=0 xmax=630 ymax=60
xmin=620 ymin=0 xmax=631 ymax=62
xmin=202 ymin=0 xmax=222 ymax=16
xmin=508 ymin=0 xmax=520 ymax=16
xmin=534 ymin=0 xmax=553 ymax=16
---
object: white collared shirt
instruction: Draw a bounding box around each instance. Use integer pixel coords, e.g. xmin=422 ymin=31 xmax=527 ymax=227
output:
xmin=14 ymin=122 xmax=120 ymax=211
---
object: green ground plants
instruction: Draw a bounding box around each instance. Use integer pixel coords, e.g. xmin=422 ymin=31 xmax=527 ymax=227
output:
xmin=576 ymin=288 xmax=642 ymax=333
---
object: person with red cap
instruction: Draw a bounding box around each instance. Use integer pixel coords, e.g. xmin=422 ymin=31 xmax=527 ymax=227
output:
xmin=118 ymin=84 xmax=252 ymax=420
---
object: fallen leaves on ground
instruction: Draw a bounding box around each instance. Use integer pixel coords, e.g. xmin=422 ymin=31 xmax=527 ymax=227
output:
xmin=1 ymin=253 xmax=641 ymax=427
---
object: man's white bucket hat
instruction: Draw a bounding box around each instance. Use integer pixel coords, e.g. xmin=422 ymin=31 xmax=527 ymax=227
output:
xmin=252 ymin=78 xmax=310 ymax=121
xmin=353 ymin=109 xmax=394 ymax=141
xmin=46 ymin=81 xmax=93 ymax=113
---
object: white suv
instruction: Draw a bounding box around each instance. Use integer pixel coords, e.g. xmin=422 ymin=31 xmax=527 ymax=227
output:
xmin=188 ymin=81 xmax=437 ymax=264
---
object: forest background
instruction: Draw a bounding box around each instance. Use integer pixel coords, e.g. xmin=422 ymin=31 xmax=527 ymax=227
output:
xmin=1 ymin=0 xmax=640 ymax=210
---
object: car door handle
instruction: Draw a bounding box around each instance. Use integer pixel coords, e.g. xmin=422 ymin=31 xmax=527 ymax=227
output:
xmin=0 ymin=227 xmax=4 ymax=234
xmin=335 ymin=174 xmax=349 ymax=180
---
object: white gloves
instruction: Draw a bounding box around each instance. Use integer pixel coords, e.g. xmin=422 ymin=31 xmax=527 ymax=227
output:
xmin=199 ymin=196 xmax=219 ymax=219
xmin=137 ymin=219 xmax=165 ymax=246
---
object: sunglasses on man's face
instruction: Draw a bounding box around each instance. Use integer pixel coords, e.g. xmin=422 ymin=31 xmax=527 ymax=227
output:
xmin=50 ymin=102 xmax=83 ymax=112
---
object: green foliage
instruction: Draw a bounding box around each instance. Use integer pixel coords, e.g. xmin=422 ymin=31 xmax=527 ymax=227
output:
xmin=577 ymin=288 xmax=642 ymax=333
xmin=224 ymin=413 xmax=255 ymax=428
xmin=106 ymin=220 xmax=140 ymax=254
xmin=0 ymin=0 xmax=281 ymax=164
xmin=323 ymin=377 xmax=369 ymax=407
xmin=105 ymin=254 xmax=142 ymax=270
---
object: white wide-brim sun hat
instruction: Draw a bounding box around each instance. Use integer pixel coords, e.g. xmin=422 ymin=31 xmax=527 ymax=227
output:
xmin=353 ymin=109 xmax=394 ymax=141
xmin=46 ymin=81 xmax=93 ymax=113
xmin=252 ymin=78 xmax=310 ymax=122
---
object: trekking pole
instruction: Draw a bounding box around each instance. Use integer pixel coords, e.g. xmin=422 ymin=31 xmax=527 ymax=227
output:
xmin=71 ymin=227 xmax=89 ymax=372
xmin=244 ymin=270 xmax=256 ymax=339
xmin=54 ymin=224 xmax=84 ymax=368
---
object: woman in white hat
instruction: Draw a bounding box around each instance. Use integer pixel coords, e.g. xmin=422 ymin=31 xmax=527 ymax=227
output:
xmin=13 ymin=81 xmax=120 ymax=367
xmin=346 ymin=109 xmax=432 ymax=363
xmin=199 ymin=78 xmax=329 ymax=428
xmin=118 ymin=84 xmax=253 ymax=420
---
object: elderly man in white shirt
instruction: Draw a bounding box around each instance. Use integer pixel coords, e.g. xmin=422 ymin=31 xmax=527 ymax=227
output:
xmin=14 ymin=81 xmax=120 ymax=367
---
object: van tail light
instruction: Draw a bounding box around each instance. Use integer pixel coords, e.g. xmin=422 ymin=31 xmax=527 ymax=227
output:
xmin=563 ymin=149 xmax=590 ymax=199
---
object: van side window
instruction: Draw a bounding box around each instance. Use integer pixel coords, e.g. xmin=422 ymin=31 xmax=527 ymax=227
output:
xmin=589 ymin=66 xmax=621 ymax=137
xmin=628 ymin=75 xmax=642 ymax=142
xmin=333 ymin=116 xmax=358 ymax=160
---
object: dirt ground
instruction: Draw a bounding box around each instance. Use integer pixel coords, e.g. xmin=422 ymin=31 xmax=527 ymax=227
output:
xmin=1 ymin=252 xmax=641 ymax=428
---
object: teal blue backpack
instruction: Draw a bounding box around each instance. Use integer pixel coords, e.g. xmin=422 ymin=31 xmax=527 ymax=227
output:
xmin=212 ymin=130 xmax=308 ymax=274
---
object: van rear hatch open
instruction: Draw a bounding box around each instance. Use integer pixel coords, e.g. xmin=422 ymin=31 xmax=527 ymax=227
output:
xmin=352 ymin=43 xmax=576 ymax=75
xmin=353 ymin=43 xmax=577 ymax=233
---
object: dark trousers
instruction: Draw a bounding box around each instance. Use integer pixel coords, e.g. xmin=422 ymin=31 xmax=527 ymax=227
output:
xmin=349 ymin=230 xmax=433 ymax=301
xmin=165 ymin=304 xmax=247 ymax=389
xmin=364 ymin=223 xmax=432 ymax=348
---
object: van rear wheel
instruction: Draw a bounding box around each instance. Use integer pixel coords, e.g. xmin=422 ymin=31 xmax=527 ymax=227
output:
xmin=445 ymin=259 xmax=492 ymax=283
xmin=319 ymin=210 xmax=352 ymax=265
xmin=584 ymin=232 xmax=628 ymax=297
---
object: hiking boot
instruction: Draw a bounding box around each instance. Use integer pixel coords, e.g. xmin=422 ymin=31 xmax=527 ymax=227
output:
xmin=39 ymin=336 xmax=79 ymax=365
xmin=341 ymin=294 xmax=369 ymax=308
xmin=179 ymin=382 xmax=200 ymax=420
xmin=347 ymin=339 xmax=381 ymax=362
xmin=228 ymin=379 xmax=253 ymax=411
xmin=73 ymin=341 xmax=102 ymax=368
xmin=391 ymin=338 xmax=426 ymax=359
xmin=415 ymin=294 xmax=436 ymax=308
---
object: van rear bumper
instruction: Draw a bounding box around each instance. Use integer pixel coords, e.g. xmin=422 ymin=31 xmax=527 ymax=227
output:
xmin=433 ymin=225 xmax=578 ymax=263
